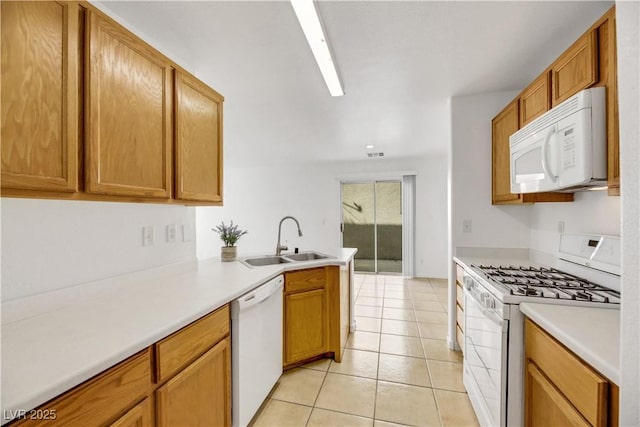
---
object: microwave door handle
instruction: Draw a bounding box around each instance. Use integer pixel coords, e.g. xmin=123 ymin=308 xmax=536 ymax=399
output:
xmin=541 ymin=127 xmax=558 ymax=182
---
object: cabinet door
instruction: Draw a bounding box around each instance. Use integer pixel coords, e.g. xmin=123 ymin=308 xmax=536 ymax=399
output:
xmin=156 ymin=337 xmax=231 ymax=427
xmin=109 ymin=398 xmax=152 ymax=427
xmin=175 ymin=71 xmax=223 ymax=203
xmin=85 ymin=10 xmax=172 ymax=198
xmin=1 ymin=1 xmax=79 ymax=192
xmin=525 ymin=361 xmax=589 ymax=427
xmin=551 ymin=31 xmax=598 ymax=106
xmin=284 ymin=289 xmax=327 ymax=365
xmin=519 ymin=72 xmax=550 ymax=127
xmin=491 ymin=100 xmax=521 ymax=204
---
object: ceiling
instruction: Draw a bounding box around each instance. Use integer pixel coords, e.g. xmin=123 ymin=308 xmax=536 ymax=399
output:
xmin=95 ymin=1 xmax=613 ymax=164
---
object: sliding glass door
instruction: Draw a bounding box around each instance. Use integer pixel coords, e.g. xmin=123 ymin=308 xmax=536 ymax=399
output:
xmin=341 ymin=181 xmax=402 ymax=274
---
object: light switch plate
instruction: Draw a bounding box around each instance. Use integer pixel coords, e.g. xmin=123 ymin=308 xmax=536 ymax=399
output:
xmin=142 ymin=226 xmax=154 ymax=246
xmin=463 ymin=219 xmax=472 ymax=233
xmin=166 ymin=224 xmax=177 ymax=243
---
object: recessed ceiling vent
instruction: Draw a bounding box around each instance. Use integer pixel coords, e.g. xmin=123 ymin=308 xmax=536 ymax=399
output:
xmin=367 ymin=152 xmax=385 ymax=158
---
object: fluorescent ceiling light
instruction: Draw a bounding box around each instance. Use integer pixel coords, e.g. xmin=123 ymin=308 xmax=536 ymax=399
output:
xmin=290 ymin=0 xmax=344 ymax=97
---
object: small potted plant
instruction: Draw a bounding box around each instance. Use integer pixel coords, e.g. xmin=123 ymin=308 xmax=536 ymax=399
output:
xmin=213 ymin=221 xmax=248 ymax=262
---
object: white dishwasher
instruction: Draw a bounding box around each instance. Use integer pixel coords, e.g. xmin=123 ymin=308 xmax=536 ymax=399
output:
xmin=231 ymin=275 xmax=284 ymax=427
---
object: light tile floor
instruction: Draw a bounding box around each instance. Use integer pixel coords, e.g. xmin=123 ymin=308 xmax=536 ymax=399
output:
xmin=251 ymin=274 xmax=479 ymax=427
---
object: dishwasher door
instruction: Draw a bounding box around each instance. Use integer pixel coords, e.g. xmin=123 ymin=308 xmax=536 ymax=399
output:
xmin=231 ymin=275 xmax=284 ymax=427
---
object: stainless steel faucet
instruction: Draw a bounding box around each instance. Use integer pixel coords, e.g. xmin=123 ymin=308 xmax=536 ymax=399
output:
xmin=275 ymin=216 xmax=303 ymax=256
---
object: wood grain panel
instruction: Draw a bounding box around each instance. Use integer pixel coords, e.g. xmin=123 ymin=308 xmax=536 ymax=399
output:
xmin=175 ymin=71 xmax=223 ymax=202
xmin=456 ymin=325 xmax=464 ymax=353
xmin=108 ymin=398 xmax=152 ymax=427
xmin=552 ymin=31 xmax=598 ymax=106
xmin=284 ymin=288 xmax=327 ymax=366
xmin=492 ymin=100 xmax=521 ymax=204
xmin=16 ymin=349 xmax=151 ymax=427
xmin=525 ymin=361 xmax=590 ymax=427
xmin=456 ymin=284 xmax=464 ymax=309
xmin=155 ymin=304 xmax=229 ymax=383
xmin=525 ymin=319 xmax=608 ymax=427
xmin=519 ymin=72 xmax=551 ymax=127
xmin=598 ymin=8 xmax=620 ymax=196
xmin=85 ymin=10 xmax=171 ymax=198
xmin=156 ymin=337 xmax=231 ymax=427
xmin=284 ymin=267 xmax=326 ymax=294
xmin=1 ymin=1 xmax=79 ymax=192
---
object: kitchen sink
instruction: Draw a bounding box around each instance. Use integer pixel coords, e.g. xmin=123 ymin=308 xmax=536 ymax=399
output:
xmin=241 ymin=256 xmax=292 ymax=267
xmin=239 ymin=251 xmax=335 ymax=267
xmin=283 ymin=251 xmax=334 ymax=262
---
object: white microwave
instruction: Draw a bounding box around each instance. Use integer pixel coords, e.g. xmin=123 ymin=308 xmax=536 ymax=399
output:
xmin=510 ymin=87 xmax=607 ymax=193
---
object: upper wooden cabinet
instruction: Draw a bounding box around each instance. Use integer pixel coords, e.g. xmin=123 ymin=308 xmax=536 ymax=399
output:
xmin=551 ymin=31 xmax=598 ymax=107
xmin=519 ymin=72 xmax=551 ymax=127
xmin=492 ymin=6 xmax=617 ymax=204
xmin=85 ymin=10 xmax=172 ymax=198
xmin=174 ymin=72 xmax=224 ymax=203
xmin=1 ymin=2 xmax=224 ymax=205
xmin=1 ymin=1 xmax=79 ymax=193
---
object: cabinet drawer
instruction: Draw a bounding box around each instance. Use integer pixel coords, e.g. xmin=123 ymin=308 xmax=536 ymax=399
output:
xmin=456 ymin=305 xmax=464 ymax=331
xmin=456 ymin=325 xmax=464 ymax=352
xmin=155 ymin=305 xmax=229 ymax=382
xmin=456 ymin=284 xmax=464 ymax=309
xmin=525 ymin=319 xmax=607 ymax=426
xmin=285 ymin=268 xmax=326 ymax=294
xmin=17 ymin=349 xmax=152 ymax=427
xmin=455 ymin=264 xmax=465 ymax=285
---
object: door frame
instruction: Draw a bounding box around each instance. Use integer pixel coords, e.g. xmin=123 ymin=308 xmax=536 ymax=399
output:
xmin=338 ymin=172 xmax=416 ymax=276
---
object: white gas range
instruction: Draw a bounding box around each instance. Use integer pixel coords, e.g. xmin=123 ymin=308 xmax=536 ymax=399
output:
xmin=456 ymin=234 xmax=621 ymax=427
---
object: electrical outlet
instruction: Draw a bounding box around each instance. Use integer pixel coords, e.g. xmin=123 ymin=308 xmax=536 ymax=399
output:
xmin=166 ymin=224 xmax=177 ymax=243
xmin=182 ymin=224 xmax=192 ymax=242
xmin=463 ymin=219 xmax=472 ymax=233
xmin=142 ymin=226 xmax=154 ymax=246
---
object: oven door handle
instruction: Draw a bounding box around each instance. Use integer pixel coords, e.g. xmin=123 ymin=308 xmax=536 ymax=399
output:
xmin=466 ymin=287 xmax=504 ymax=329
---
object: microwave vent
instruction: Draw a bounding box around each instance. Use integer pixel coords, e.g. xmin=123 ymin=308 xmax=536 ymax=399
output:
xmin=510 ymin=88 xmax=603 ymax=147
xmin=367 ymin=152 xmax=385 ymax=158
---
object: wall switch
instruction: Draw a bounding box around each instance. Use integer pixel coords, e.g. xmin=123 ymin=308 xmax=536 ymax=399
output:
xmin=142 ymin=226 xmax=154 ymax=246
xmin=166 ymin=224 xmax=177 ymax=243
xmin=463 ymin=219 xmax=472 ymax=233
xmin=558 ymin=220 xmax=565 ymax=234
xmin=182 ymin=224 xmax=192 ymax=242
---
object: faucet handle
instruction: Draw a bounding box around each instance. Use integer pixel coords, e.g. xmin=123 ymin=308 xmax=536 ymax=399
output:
xmin=279 ymin=244 xmax=289 ymax=252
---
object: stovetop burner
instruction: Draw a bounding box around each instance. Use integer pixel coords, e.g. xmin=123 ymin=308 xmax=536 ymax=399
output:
xmin=471 ymin=264 xmax=620 ymax=304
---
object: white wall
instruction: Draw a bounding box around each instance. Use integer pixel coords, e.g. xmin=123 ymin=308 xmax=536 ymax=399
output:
xmin=529 ymin=191 xmax=620 ymax=255
xmin=616 ymin=1 xmax=640 ymax=423
xmin=1 ymin=199 xmax=196 ymax=301
xmin=450 ymin=91 xmax=532 ymax=253
xmin=196 ymin=154 xmax=449 ymax=280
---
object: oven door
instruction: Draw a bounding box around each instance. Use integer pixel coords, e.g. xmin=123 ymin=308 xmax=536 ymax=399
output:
xmin=463 ymin=277 xmax=508 ymax=427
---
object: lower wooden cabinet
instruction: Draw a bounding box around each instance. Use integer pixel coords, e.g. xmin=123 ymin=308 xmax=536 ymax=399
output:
xmin=11 ymin=305 xmax=231 ymax=427
xmin=524 ymin=318 xmax=618 ymax=427
xmin=283 ymin=266 xmax=345 ymax=368
xmin=109 ymin=398 xmax=153 ymax=427
xmin=156 ymin=337 xmax=231 ymax=427
xmin=284 ymin=288 xmax=327 ymax=364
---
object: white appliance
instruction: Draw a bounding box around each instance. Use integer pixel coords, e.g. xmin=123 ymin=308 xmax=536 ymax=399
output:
xmin=461 ymin=234 xmax=620 ymax=427
xmin=231 ymin=275 xmax=284 ymax=427
xmin=510 ymin=87 xmax=606 ymax=193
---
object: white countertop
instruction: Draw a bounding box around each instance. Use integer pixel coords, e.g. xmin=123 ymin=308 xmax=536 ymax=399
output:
xmin=1 ymin=248 xmax=356 ymax=421
xmin=520 ymin=302 xmax=620 ymax=385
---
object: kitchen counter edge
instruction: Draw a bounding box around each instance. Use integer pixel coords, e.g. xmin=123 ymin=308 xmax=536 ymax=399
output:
xmin=520 ymin=302 xmax=620 ymax=385
xmin=0 ymin=247 xmax=357 ymax=422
